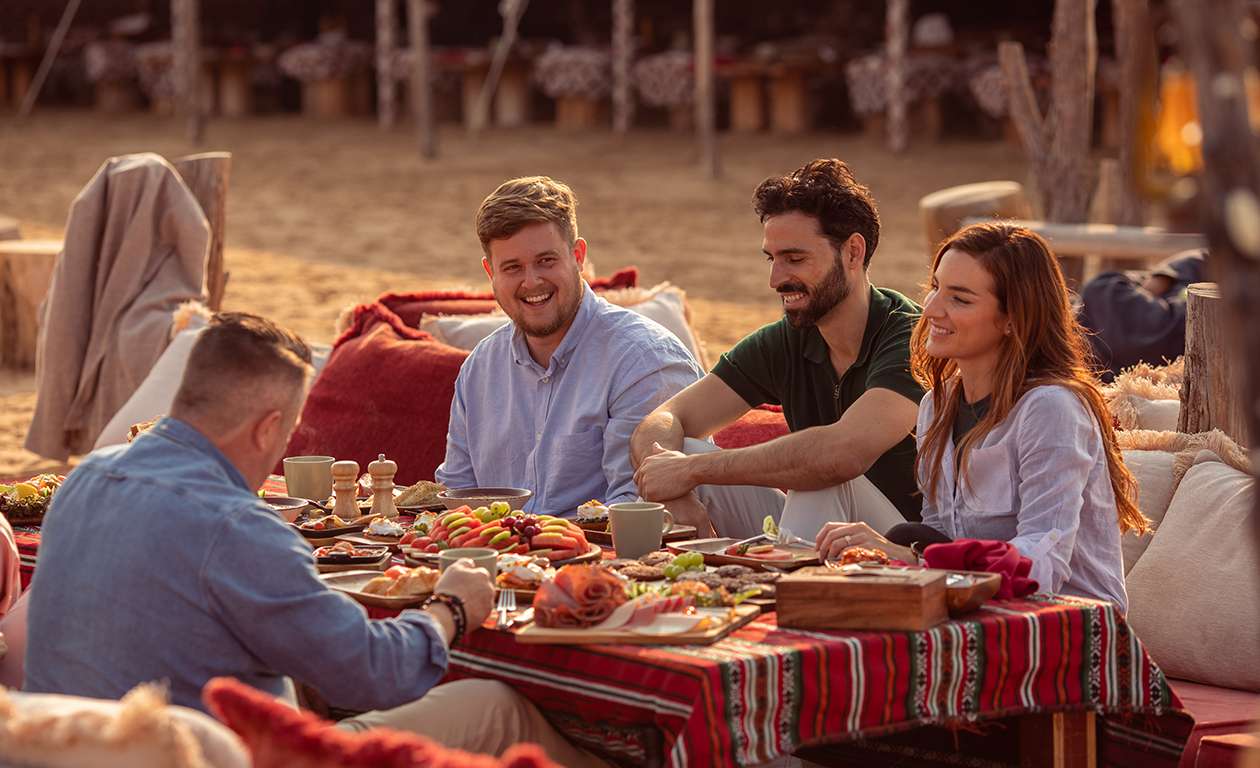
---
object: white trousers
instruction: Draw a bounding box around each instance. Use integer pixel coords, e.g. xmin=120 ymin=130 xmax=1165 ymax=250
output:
xmin=685 ymin=438 xmax=906 ymax=541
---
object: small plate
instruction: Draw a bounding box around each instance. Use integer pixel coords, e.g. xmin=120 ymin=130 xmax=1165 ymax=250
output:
xmin=667 ymin=538 xmax=818 ymax=571
xmin=262 ymin=496 xmax=308 ymax=522
xmin=292 ymin=520 xmax=368 ymax=540
xmin=319 ymin=569 xmax=433 ymax=609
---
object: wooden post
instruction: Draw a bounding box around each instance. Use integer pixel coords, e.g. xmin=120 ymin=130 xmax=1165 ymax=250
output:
xmin=1018 ymin=711 xmax=1097 ymax=768
xmin=885 ymin=0 xmax=909 ymax=152
xmin=1179 ymin=283 xmax=1250 ymax=445
xmin=693 ymin=0 xmax=719 ymax=178
xmin=0 ymin=240 xmax=60 ymax=369
xmin=376 ymin=0 xmax=397 ymax=129
xmin=407 ymin=0 xmax=436 ymax=158
xmin=1000 ymin=0 xmax=1098 ymax=222
xmin=472 ymin=0 xmax=529 ymax=133
xmin=1111 ymin=0 xmax=1158 ymax=226
xmin=17 ymin=0 xmax=82 ymax=118
xmin=611 ymin=0 xmax=635 ymax=134
xmin=171 ymin=0 xmax=205 ymax=144
xmin=173 ymin=152 xmax=231 ymax=310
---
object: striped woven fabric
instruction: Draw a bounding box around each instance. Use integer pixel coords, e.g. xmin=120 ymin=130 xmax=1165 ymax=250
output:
xmin=442 ymin=597 xmax=1181 ymax=767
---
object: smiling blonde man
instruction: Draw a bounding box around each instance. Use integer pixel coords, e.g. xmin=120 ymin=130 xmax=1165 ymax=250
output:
xmin=630 ymin=159 xmax=924 ymax=540
xmin=436 ymin=177 xmax=702 ymax=516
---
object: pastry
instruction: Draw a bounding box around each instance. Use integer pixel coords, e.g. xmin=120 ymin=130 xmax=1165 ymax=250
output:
xmin=638 ymin=551 xmax=674 ymax=567
xmin=618 ymin=564 xmax=666 ymax=581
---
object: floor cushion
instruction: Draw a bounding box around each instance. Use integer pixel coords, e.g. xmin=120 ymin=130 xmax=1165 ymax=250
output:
xmin=0 ymin=684 xmax=249 ymax=768
xmin=379 ymin=268 xmax=638 ymax=328
xmin=1120 ymin=449 xmax=1179 ymax=573
xmin=202 ymin=676 xmax=558 ymax=768
xmin=1194 ymin=733 xmax=1260 ymax=768
xmin=1126 ymin=453 xmax=1259 ymax=691
xmin=283 ymin=302 xmax=468 ymax=485
xmin=1168 ymin=678 xmax=1260 ymax=768
xmin=713 ymin=406 xmax=789 ymax=450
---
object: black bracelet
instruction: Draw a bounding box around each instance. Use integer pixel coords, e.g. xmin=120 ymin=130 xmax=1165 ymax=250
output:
xmin=423 ymin=593 xmax=467 ymax=643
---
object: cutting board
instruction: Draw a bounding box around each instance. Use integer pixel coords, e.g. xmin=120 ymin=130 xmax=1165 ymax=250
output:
xmin=776 ymin=566 xmax=948 ymax=631
xmin=514 ymin=604 xmax=760 ymax=645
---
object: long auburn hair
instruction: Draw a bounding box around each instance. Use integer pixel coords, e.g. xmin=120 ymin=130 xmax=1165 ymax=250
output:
xmin=910 ymin=223 xmax=1149 ymax=534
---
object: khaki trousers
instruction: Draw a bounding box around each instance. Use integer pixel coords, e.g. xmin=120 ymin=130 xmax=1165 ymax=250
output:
xmin=338 ymin=679 xmax=610 ymax=768
xmin=684 ymin=438 xmax=907 ymax=540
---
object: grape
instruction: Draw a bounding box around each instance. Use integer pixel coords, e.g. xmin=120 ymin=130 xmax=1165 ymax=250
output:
xmin=523 ymin=525 xmax=540 ymax=537
xmin=490 ymin=501 xmax=511 ymax=517
xmin=674 ymin=552 xmax=704 ymax=570
xmin=504 ymin=517 xmax=519 ymax=530
xmin=525 ymin=516 xmax=539 ymax=526
xmin=663 ymin=564 xmax=684 ymax=580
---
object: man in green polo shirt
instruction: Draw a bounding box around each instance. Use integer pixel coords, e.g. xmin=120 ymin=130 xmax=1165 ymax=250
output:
xmin=629 ymin=158 xmax=924 ymax=539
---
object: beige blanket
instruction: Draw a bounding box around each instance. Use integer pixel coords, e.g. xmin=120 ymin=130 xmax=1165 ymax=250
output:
xmin=25 ymin=154 xmax=209 ymax=460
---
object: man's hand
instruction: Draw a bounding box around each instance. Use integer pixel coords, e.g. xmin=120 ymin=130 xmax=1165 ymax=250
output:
xmin=1140 ymin=274 xmax=1175 ymax=297
xmin=662 ymin=491 xmax=714 ymax=537
xmin=433 ymin=559 xmax=494 ymax=634
xmin=634 ymin=442 xmax=699 ymax=501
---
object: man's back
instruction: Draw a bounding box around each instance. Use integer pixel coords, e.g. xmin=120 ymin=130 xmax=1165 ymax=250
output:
xmin=25 ymin=418 xmax=447 ymax=712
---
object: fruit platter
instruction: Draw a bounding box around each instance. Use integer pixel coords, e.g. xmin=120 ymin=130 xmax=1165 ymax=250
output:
xmin=401 ymin=503 xmax=598 ymax=565
xmin=0 ymin=473 xmax=65 ymax=525
xmin=514 ymin=563 xmax=759 ymax=645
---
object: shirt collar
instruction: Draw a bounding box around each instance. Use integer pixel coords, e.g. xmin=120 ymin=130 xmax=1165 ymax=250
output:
xmin=511 ymin=282 xmax=596 ymax=373
xmin=802 ymin=285 xmax=890 ymax=367
xmin=149 ymin=416 xmax=251 ymax=491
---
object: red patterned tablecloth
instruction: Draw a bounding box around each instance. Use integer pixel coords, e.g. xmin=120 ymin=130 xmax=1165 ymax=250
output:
xmin=423 ymin=596 xmax=1181 ymax=767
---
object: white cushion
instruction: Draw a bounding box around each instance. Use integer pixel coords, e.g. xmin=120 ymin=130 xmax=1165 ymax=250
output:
xmin=420 ymin=284 xmax=702 ymax=361
xmin=1132 ymin=397 xmax=1180 ymax=432
xmin=1125 ymin=453 xmax=1260 ymax=690
xmin=0 ymin=685 xmax=249 ymax=768
xmin=95 ymin=327 xmax=332 ymax=450
xmin=1119 ymin=449 xmax=1178 ymax=573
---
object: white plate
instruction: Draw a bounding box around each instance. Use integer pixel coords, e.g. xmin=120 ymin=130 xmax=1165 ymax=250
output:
xmin=626 ymin=608 xmax=727 ymax=636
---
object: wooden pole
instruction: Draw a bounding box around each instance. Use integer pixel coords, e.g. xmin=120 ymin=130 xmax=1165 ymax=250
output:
xmin=1111 ymin=0 xmax=1158 ymax=225
xmin=885 ymin=0 xmax=909 ymax=153
xmin=611 ymin=0 xmax=635 ymax=134
xmin=376 ymin=0 xmax=397 ymax=129
xmin=17 ymin=0 xmax=82 ymax=118
xmin=171 ymin=0 xmax=205 ymax=144
xmin=693 ymin=0 xmax=719 ymax=178
xmin=472 ymin=0 xmax=529 ymax=134
xmin=173 ymin=152 xmax=231 ymax=310
xmin=1179 ymin=284 xmax=1251 ymax=445
xmin=407 ymin=0 xmax=436 ymax=158
xmin=1000 ymin=0 xmax=1098 ymax=222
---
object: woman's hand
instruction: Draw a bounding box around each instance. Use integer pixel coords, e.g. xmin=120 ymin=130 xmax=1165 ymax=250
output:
xmin=815 ymin=521 xmax=916 ymax=563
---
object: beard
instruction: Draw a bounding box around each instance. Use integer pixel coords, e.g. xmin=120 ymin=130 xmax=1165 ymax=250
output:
xmin=511 ymin=274 xmax=584 ymax=339
xmin=780 ymin=260 xmax=850 ymax=328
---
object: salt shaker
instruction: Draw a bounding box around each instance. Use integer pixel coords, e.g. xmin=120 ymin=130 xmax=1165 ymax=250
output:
xmin=331 ymin=460 xmax=360 ymax=520
xmin=368 ymin=454 xmax=400 ymax=519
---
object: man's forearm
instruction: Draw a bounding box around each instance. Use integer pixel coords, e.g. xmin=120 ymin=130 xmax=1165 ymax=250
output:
xmin=687 ymin=426 xmax=863 ymax=491
xmin=630 ymin=410 xmax=686 ymax=468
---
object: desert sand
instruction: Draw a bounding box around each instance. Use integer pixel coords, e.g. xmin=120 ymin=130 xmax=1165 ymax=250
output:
xmin=0 ymin=111 xmax=1028 ymax=477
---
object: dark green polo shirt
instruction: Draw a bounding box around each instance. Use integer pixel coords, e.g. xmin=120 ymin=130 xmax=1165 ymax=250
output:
xmin=711 ymin=286 xmax=924 ymax=521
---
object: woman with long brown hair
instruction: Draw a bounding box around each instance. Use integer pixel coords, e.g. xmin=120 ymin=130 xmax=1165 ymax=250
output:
xmin=816 ymin=223 xmax=1149 ymax=610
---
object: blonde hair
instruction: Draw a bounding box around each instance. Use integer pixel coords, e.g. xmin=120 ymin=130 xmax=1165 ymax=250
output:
xmin=475 ymin=176 xmax=579 ymax=252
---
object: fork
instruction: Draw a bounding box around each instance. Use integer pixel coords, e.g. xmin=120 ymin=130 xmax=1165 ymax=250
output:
xmin=495 ymin=589 xmax=516 ymax=630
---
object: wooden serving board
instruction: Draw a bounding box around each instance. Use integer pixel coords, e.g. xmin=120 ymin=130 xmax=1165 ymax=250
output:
xmin=317 ymin=551 xmax=391 ymax=574
xmin=667 ymin=538 xmax=819 ymax=571
xmin=336 ymin=533 xmax=405 ymax=552
xmin=403 ymin=543 xmax=603 ymax=569
xmin=578 ymin=522 xmax=699 ymax=547
xmin=514 ymin=604 xmax=760 ymax=646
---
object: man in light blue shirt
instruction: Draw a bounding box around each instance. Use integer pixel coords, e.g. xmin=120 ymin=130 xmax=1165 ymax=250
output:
xmin=24 ymin=312 xmax=603 ymax=766
xmin=436 ymin=177 xmax=702 ymax=516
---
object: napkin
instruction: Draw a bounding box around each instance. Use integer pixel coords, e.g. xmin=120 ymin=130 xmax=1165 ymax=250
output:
xmin=923 ymin=539 xmax=1038 ymax=599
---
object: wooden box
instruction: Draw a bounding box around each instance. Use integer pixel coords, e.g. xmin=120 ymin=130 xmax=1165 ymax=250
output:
xmin=775 ymin=566 xmax=949 ymax=631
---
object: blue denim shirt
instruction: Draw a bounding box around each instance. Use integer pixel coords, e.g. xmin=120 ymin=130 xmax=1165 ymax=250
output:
xmin=24 ymin=417 xmax=448 ymax=713
xmin=436 ymin=285 xmax=703 ymax=516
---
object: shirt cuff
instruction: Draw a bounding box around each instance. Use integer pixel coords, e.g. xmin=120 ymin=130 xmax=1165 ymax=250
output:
xmin=398 ymin=608 xmax=452 ymax=664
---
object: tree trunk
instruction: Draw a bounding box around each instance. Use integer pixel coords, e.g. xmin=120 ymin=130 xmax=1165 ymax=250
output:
xmin=611 ymin=0 xmax=635 ymax=134
xmin=171 ymin=0 xmax=204 ymax=144
xmin=693 ymin=0 xmax=719 ymax=178
xmin=999 ymin=0 xmax=1098 ymax=222
xmin=1111 ymin=0 xmax=1158 ymax=225
xmin=376 ymin=0 xmax=397 ymax=129
xmin=407 ymin=0 xmax=436 ymax=158
xmin=1179 ymin=283 xmax=1251 ymax=445
xmin=885 ymin=0 xmax=909 ymax=153
xmin=173 ymin=152 xmax=231 ymax=310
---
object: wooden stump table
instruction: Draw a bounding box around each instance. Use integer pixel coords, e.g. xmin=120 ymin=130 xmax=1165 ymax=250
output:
xmin=0 ymin=240 xmax=60 ymax=370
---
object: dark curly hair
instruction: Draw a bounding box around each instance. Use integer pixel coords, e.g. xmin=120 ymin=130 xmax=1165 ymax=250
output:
xmin=752 ymin=158 xmax=880 ymax=267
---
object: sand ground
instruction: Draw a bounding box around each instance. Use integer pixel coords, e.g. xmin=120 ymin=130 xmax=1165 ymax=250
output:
xmin=0 ymin=111 xmax=1028 ymax=476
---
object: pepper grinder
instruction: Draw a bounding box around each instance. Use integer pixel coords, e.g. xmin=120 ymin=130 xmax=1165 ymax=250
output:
xmin=331 ymin=460 xmax=360 ymax=520
xmin=368 ymin=454 xmax=400 ymax=519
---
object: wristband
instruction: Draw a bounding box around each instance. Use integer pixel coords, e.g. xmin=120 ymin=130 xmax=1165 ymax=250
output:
xmin=423 ymin=593 xmax=467 ymax=643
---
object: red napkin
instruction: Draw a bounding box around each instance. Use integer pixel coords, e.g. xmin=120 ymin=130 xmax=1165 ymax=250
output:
xmin=922 ymin=539 xmax=1039 ymax=599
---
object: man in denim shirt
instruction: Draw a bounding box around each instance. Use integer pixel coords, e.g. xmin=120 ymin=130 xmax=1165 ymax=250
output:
xmin=436 ymin=177 xmax=702 ymax=516
xmin=24 ymin=313 xmax=602 ymax=765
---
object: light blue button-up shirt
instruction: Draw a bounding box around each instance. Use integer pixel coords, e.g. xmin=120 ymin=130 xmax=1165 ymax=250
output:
xmin=436 ymin=285 xmax=703 ymax=516
xmin=25 ymin=417 xmax=449 ymax=713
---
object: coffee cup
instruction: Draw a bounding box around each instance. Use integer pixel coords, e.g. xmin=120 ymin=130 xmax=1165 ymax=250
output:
xmin=439 ymin=547 xmax=498 ymax=577
xmin=608 ymin=502 xmax=675 ymax=559
xmin=283 ymin=456 xmax=335 ymax=502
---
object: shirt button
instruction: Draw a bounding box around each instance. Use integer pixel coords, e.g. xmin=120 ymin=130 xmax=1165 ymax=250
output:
xmin=541 ymin=376 xmax=550 ymax=383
